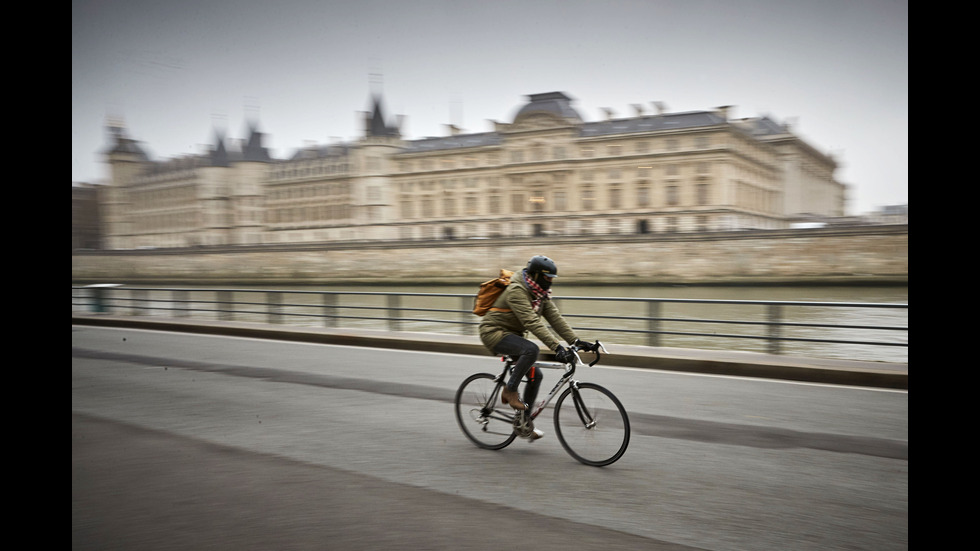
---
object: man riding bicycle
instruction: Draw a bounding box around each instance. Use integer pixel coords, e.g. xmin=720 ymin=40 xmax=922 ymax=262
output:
xmin=478 ymin=255 xmax=595 ymax=438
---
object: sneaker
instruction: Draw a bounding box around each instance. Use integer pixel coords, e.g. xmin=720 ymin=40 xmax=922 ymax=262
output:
xmin=527 ymin=428 xmax=545 ymax=441
xmin=501 ymin=387 xmax=526 ymax=410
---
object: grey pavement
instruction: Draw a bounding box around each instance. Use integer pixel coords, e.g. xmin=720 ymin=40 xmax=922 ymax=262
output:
xmin=74 ymin=413 xmax=691 ymax=551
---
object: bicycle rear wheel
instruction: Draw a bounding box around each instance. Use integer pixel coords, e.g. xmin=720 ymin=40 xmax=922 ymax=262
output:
xmin=455 ymin=373 xmax=517 ymax=450
xmin=554 ymin=382 xmax=630 ymax=466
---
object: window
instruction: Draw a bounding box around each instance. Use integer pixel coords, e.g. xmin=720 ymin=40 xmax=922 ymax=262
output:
xmin=530 ymin=195 xmax=545 ymax=212
xmin=697 ymin=183 xmax=710 ymax=205
xmin=531 ymin=145 xmax=544 ymax=161
xmin=637 ymin=185 xmax=650 ymax=208
xmin=609 ymin=186 xmax=622 ymax=209
xmin=511 ymin=193 xmax=526 ymax=212
xmin=554 ymin=191 xmax=568 ymax=211
xmin=581 ymin=187 xmax=596 ymax=210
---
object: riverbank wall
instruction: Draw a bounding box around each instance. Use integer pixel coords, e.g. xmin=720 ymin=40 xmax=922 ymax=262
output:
xmin=72 ymin=225 xmax=908 ymax=286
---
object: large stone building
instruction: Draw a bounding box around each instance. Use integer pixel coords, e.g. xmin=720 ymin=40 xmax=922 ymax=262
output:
xmin=100 ymin=92 xmax=845 ymax=249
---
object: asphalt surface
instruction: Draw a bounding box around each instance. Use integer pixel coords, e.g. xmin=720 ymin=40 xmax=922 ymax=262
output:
xmin=73 ymin=413 xmax=697 ymax=551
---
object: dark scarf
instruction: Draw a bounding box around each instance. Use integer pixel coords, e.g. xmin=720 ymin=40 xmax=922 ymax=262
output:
xmin=522 ymin=269 xmax=551 ymax=312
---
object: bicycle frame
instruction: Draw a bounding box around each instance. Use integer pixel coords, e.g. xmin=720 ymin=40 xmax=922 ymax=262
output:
xmin=495 ymin=345 xmax=601 ymax=429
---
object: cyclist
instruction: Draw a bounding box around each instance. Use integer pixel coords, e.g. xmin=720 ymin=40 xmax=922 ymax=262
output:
xmin=478 ymin=254 xmax=594 ymax=437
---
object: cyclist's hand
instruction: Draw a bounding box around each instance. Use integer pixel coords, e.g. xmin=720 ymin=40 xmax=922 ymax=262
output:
xmin=554 ymin=345 xmax=572 ymax=364
xmin=574 ymin=338 xmax=598 ymax=352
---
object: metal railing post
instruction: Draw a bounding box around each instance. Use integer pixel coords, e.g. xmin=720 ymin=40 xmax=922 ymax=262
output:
xmin=388 ymin=294 xmax=402 ymax=332
xmin=90 ymin=287 xmax=107 ymax=313
xmin=134 ymin=288 xmax=147 ymax=316
xmin=646 ymin=300 xmax=661 ymax=347
xmin=767 ymin=303 xmax=783 ymax=354
xmin=268 ymin=291 xmax=281 ymax=324
xmin=323 ymin=293 xmax=338 ymax=328
xmin=459 ymin=296 xmax=471 ymax=334
xmin=218 ymin=290 xmax=231 ymax=321
xmin=175 ymin=289 xmax=188 ymax=317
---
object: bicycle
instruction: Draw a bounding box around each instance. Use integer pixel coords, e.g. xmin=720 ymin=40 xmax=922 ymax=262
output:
xmin=454 ymin=341 xmax=630 ymax=467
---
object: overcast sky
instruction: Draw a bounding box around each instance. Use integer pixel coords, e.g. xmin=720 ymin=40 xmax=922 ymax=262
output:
xmin=72 ymin=0 xmax=907 ymax=215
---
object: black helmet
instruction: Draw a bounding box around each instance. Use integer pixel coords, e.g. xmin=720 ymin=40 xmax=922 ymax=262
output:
xmin=526 ymin=255 xmax=558 ymax=278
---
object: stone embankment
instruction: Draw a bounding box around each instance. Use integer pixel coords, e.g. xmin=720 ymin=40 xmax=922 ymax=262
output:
xmin=72 ymin=225 xmax=908 ymax=285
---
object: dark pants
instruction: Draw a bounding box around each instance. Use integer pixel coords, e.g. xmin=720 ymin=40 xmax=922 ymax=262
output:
xmin=492 ymin=334 xmax=544 ymax=407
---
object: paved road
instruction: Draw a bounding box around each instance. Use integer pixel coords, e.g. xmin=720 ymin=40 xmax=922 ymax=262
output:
xmin=72 ymin=326 xmax=908 ymax=550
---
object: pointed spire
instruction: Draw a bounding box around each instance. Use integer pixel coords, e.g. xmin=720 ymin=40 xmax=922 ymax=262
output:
xmin=366 ymin=95 xmax=400 ymax=138
xmin=210 ymin=129 xmax=229 ymax=167
xmin=103 ymin=116 xmax=148 ymax=159
xmin=241 ymin=121 xmax=271 ymax=162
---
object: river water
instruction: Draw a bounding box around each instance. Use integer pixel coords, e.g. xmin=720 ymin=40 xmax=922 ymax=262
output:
xmin=77 ymin=282 xmax=907 ymax=364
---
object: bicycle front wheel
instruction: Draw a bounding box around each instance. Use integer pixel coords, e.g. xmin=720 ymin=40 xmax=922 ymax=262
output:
xmin=454 ymin=373 xmax=517 ymax=450
xmin=554 ymin=382 xmax=630 ymax=466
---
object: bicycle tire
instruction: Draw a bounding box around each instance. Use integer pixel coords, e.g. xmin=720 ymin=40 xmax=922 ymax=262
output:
xmin=553 ymin=382 xmax=630 ymax=466
xmin=454 ymin=373 xmax=517 ymax=450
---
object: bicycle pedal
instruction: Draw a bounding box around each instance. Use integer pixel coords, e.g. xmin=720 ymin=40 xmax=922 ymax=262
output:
xmin=512 ymin=413 xmax=535 ymax=438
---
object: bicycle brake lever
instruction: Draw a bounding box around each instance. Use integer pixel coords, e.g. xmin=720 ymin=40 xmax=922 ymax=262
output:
xmin=587 ymin=341 xmax=607 ymax=367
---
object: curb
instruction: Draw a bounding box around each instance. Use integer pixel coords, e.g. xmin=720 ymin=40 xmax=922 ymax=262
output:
xmin=72 ymin=315 xmax=908 ymax=390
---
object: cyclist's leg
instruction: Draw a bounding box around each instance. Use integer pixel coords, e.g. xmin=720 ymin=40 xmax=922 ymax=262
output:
xmin=523 ymin=364 xmax=543 ymax=409
xmin=492 ymin=334 xmax=539 ymax=404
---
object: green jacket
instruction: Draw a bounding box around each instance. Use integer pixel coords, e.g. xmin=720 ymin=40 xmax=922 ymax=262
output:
xmin=478 ymin=269 xmax=578 ymax=353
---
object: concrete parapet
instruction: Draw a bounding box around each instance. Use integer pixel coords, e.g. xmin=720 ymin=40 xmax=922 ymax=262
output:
xmin=72 ymin=314 xmax=908 ymax=390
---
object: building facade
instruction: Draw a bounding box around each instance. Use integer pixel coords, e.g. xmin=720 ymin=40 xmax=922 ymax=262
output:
xmin=101 ymin=92 xmax=845 ymax=249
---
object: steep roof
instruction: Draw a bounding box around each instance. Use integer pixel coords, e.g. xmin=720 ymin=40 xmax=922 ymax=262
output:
xmin=367 ymin=95 xmax=400 ymax=138
xmin=581 ymin=110 xmax=728 ymax=137
xmin=104 ymin=122 xmax=150 ymax=160
xmin=241 ymin=122 xmax=271 ymax=162
xmin=512 ymin=92 xmax=583 ymax=123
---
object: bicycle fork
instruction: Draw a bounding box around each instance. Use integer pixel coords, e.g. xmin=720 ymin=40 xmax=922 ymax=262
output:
xmin=570 ymin=386 xmax=598 ymax=429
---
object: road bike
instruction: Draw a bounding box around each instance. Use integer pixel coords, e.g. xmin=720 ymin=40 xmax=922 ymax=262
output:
xmin=454 ymin=341 xmax=630 ymax=467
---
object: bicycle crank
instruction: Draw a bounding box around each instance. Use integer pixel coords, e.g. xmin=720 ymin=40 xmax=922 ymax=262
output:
xmin=512 ymin=411 xmax=534 ymax=438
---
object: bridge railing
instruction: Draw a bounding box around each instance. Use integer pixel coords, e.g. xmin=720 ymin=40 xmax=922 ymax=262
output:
xmin=72 ymin=285 xmax=908 ymax=362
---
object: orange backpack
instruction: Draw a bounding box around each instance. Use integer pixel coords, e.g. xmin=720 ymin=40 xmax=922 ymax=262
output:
xmin=472 ymin=269 xmax=514 ymax=316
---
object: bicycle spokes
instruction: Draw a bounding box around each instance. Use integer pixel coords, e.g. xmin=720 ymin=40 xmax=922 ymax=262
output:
xmin=554 ymin=383 xmax=630 ymax=467
xmin=455 ymin=373 xmax=518 ymax=450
